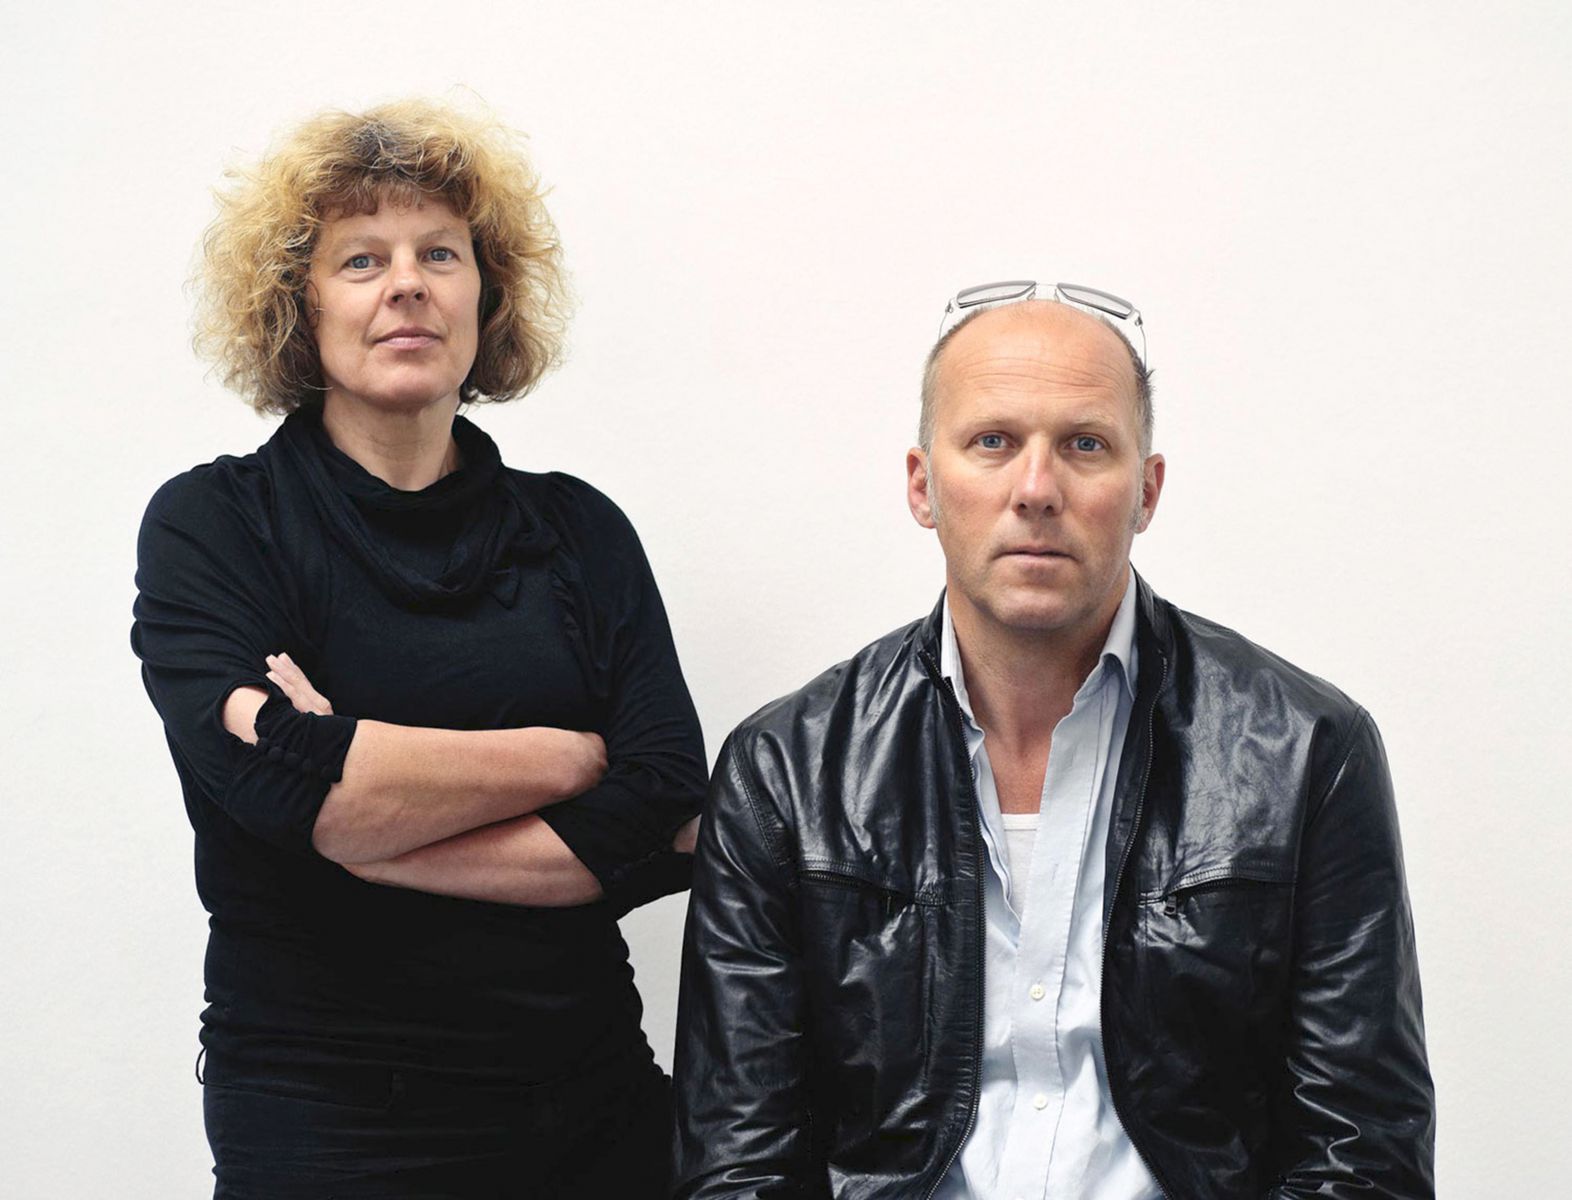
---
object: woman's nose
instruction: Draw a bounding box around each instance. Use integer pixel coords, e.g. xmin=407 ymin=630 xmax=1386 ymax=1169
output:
xmin=387 ymin=254 xmax=428 ymax=303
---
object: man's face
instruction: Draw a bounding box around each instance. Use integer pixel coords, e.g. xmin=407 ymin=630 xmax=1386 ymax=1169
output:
xmin=906 ymin=302 xmax=1164 ymax=645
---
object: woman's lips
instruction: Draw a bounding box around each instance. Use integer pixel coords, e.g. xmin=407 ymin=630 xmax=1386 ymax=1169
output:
xmin=378 ymin=334 xmax=439 ymax=350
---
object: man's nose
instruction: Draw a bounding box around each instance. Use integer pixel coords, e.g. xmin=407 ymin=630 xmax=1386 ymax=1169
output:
xmin=1012 ymin=444 xmax=1064 ymax=514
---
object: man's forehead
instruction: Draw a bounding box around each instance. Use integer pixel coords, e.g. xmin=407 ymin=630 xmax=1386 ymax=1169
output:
xmin=947 ymin=300 xmax=1129 ymax=362
xmin=939 ymin=303 xmax=1137 ymax=397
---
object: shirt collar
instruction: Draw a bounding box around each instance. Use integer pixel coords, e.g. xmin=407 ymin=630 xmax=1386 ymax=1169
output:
xmin=940 ymin=569 xmax=1140 ymax=721
xmin=1103 ymin=571 xmax=1140 ymax=700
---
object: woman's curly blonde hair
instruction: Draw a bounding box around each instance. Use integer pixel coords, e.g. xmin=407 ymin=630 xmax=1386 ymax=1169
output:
xmin=194 ymin=98 xmax=569 ymax=415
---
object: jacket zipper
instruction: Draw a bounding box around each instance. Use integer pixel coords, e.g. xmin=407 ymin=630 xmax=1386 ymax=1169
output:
xmin=1162 ymin=876 xmax=1284 ymax=917
xmin=922 ymin=671 xmax=986 ymax=1200
xmin=1100 ymin=650 xmax=1180 ymax=1200
xmin=799 ymin=867 xmax=908 ymax=918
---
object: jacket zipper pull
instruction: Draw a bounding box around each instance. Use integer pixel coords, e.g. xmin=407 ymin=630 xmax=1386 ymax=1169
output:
xmin=1163 ymin=892 xmax=1179 ymax=917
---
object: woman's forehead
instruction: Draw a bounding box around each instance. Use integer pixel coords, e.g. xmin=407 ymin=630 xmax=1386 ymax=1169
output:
xmin=318 ymin=181 xmax=462 ymax=224
xmin=316 ymin=195 xmax=468 ymax=244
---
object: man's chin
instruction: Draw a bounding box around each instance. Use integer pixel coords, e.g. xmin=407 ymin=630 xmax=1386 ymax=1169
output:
xmin=976 ymin=591 xmax=1085 ymax=637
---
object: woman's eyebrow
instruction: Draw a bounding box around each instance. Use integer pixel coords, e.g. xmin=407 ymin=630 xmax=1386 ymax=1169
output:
xmin=317 ymin=230 xmax=378 ymax=255
xmin=318 ymin=225 xmax=469 ymax=254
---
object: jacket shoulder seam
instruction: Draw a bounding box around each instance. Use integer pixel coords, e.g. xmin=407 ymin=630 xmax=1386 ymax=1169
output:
xmin=727 ymin=736 xmax=798 ymax=888
xmin=1306 ymin=705 xmax=1372 ymax=820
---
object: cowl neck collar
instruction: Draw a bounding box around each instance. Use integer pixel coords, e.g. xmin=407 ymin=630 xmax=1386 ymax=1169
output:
xmin=271 ymin=404 xmax=556 ymax=610
xmin=312 ymin=408 xmax=502 ymax=516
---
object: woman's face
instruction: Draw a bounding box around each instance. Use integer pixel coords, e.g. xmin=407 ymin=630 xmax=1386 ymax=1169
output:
xmin=307 ymin=197 xmax=482 ymax=415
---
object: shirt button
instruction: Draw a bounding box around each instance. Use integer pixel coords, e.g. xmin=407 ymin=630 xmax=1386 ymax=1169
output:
xmin=1029 ymin=983 xmax=1046 ymax=1001
xmin=1033 ymin=1093 xmax=1048 ymax=1110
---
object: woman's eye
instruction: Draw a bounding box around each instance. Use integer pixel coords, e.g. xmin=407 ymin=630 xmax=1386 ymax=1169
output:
xmin=1073 ymin=435 xmax=1104 ymax=452
xmin=427 ymin=247 xmax=455 ymax=262
xmin=346 ymin=254 xmax=373 ymax=270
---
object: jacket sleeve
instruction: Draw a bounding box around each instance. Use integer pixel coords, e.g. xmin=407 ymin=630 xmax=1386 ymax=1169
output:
xmin=534 ymin=479 xmax=707 ymax=914
xmin=1270 ymin=709 xmax=1436 ymax=1198
xmin=672 ymin=733 xmax=830 ymax=1199
xmin=131 ymin=469 xmax=357 ymax=856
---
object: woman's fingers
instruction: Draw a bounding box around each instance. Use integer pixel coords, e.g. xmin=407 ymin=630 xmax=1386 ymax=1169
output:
xmin=264 ymin=652 xmax=334 ymax=716
xmin=671 ymin=816 xmax=701 ymax=854
xmin=265 ymin=662 xmax=313 ymax=712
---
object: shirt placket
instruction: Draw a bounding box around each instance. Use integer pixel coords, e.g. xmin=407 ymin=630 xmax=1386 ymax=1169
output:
xmin=997 ymin=675 xmax=1110 ymax=1199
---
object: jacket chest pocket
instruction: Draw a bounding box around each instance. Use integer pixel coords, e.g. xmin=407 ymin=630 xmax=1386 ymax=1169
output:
xmin=795 ymin=863 xmax=954 ymax=1015
xmin=1141 ymin=868 xmax=1295 ymax=1029
xmin=796 ymin=865 xmax=945 ymax=969
xmin=800 ymin=867 xmax=911 ymax=917
xmin=795 ymin=863 xmax=960 ymax=1152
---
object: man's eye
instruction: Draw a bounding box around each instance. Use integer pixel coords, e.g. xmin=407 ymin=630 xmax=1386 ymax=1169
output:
xmin=1073 ymin=435 xmax=1104 ymax=452
xmin=977 ymin=434 xmax=1006 ymax=450
xmin=346 ymin=254 xmax=374 ymax=270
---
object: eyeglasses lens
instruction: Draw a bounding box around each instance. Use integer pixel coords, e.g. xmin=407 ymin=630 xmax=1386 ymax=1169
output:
xmin=1055 ymin=284 xmax=1134 ymax=320
xmin=955 ymin=281 xmax=1038 ymax=310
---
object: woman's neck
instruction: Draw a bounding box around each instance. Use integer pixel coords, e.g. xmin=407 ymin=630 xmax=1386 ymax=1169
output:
xmin=320 ymin=392 xmax=462 ymax=491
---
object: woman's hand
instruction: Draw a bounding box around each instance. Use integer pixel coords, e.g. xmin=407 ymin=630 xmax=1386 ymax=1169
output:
xmin=266 ymin=652 xmax=334 ymax=716
xmin=558 ymin=729 xmax=609 ymax=797
xmin=672 ymin=816 xmax=700 ymax=854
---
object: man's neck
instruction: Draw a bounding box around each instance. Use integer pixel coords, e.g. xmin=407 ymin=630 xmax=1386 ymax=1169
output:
xmin=949 ymin=569 xmax=1128 ymax=751
xmin=321 ymin=392 xmax=462 ymax=491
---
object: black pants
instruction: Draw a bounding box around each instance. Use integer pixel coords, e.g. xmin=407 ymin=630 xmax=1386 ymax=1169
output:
xmin=203 ymin=1047 xmax=672 ymax=1199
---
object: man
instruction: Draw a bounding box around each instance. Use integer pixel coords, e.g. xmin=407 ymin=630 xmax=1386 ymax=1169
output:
xmin=673 ymin=281 xmax=1435 ymax=1199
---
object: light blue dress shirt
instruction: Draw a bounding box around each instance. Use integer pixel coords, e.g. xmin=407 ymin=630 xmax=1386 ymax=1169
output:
xmin=935 ymin=574 xmax=1160 ymax=1200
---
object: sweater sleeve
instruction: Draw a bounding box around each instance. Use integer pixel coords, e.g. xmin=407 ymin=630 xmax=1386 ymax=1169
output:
xmin=131 ymin=466 xmax=357 ymax=856
xmin=535 ymin=477 xmax=707 ymax=914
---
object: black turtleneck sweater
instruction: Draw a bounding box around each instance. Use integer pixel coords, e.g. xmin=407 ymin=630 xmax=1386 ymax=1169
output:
xmin=131 ymin=406 xmax=706 ymax=1084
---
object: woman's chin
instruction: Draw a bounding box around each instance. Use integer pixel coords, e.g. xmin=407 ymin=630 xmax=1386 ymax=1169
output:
xmin=324 ymin=384 xmax=464 ymax=419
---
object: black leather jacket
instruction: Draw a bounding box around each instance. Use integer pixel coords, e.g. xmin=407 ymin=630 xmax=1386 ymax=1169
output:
xmin=674 ymin=577 xmax=1434 ymax=1199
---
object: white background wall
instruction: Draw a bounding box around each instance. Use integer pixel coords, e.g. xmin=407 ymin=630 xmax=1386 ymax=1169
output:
xmin=2 ymin=2 xmax=1568 ymax=1194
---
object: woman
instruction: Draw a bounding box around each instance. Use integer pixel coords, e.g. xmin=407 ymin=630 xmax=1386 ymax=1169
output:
xmin=131 ymin=99 xmax=705 ymax=1197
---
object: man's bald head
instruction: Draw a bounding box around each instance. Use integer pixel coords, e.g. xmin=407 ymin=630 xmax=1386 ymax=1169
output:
xmin=918 ymin=300 xmax=1153 ymax=456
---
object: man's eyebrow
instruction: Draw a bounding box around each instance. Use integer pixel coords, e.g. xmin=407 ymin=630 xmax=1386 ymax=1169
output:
xmin=959 ymin=408 xmax=1124 ymax=429
xmin=1062 ymin=410 xmax=1124 ymax=430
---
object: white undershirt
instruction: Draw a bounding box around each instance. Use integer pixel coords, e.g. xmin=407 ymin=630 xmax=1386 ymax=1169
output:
xmin=999 ymin=813 xmax=1040 ymax=919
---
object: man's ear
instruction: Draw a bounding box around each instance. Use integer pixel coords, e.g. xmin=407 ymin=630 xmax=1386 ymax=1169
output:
xmin=907 ymin=448 xmax=937 ymax=529
xmin=1135 ymin=453 xmax=1165 ymax=533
